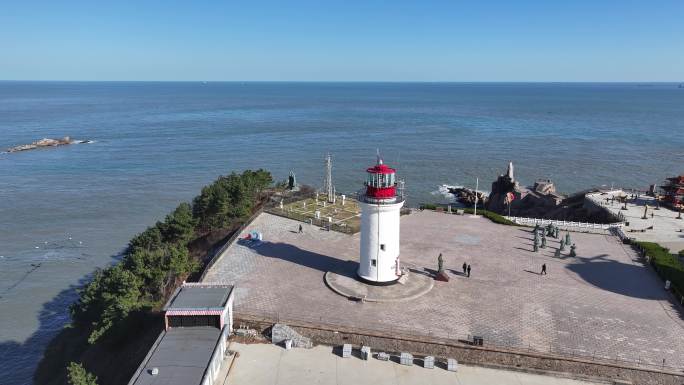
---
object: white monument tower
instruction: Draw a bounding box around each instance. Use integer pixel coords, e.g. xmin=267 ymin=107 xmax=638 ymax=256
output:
xmin=357 ymin=155 xmax=405 ymax=284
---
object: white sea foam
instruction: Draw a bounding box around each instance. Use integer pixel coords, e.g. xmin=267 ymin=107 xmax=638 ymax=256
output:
xmin=431 ymin=184 xmax=460 ymax=202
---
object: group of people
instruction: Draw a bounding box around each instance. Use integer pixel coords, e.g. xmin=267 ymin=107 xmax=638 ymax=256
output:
xmin=461 ymin=262 xmax=472 ymax=277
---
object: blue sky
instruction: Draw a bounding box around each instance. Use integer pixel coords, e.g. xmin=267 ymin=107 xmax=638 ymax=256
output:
xmin=1 ymin=1 xmax=683 ymax=81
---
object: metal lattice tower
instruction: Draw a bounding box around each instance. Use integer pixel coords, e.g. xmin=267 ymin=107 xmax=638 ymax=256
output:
xmin=323 ymin=153 xmax=334 ymax=202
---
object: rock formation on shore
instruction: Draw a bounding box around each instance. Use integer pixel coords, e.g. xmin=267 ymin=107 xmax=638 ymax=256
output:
xmin=5 ymin=136 xmax=88 ymax=153
xmin=445 ymin=186 xmax=488 ymax=206
xmin=485 ymin=161 xmax=615 ymax=222
xmin=486 ymin=162 xmax=521 ymax=213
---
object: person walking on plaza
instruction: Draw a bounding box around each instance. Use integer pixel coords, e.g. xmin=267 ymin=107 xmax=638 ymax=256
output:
xmin=467 ymin=264 xmax=471 ymax=277
xmin=541 ymin=263 xmax=547 ymax=275
xmin=298 ymin=224 xmax=303 ymax=233
xmin=462 ymin=262 xmax=467 ymax=275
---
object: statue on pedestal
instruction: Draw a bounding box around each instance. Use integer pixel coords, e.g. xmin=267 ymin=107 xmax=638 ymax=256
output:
xmin=569 ymin=244 xmax=577 ymax=258
xmin=565 ymin=232 xmax=571 ymax=246
xmin=287 ymin=171 xmax=298 ymax=191
xmin=435 ymin=253 xmax=449 ymax=282
xmin=560 ymin=239 xmax=565 ymax=251
xmin=554 ymin=248 xmax=561 ymax=257
xmin=541 ymin=234 xmax=547 ymax=248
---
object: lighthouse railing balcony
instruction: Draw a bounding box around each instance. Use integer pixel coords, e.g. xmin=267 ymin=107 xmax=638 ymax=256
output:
xmin=359 ymin=190 xmax=404 ymax=205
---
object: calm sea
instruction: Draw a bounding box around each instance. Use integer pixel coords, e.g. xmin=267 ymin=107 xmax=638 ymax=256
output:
xmin=1 ymin=81 xmax=683 ymax=383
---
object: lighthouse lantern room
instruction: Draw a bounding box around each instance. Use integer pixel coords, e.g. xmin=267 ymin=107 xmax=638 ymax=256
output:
xmin=358 ymin=155 xmax=405 ymax=284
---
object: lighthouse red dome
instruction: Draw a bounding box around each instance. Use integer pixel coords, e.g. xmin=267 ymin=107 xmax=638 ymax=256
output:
xmin=365 ymin=158 xmax=397 ymax=199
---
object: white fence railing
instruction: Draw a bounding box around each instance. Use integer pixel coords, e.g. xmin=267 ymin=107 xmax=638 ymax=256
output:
xmin=505 ymin=216 xmax=624 ymax=232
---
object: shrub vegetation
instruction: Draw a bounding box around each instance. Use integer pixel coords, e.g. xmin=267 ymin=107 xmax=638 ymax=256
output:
xmin=635 ymin=241 xmax=684 ymax=298
xmin=418 ymin=204 xmax=518 ymax=226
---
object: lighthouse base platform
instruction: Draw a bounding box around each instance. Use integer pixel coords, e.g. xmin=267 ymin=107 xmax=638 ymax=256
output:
xmin=325 ymin=263 xmax=433 ymax=303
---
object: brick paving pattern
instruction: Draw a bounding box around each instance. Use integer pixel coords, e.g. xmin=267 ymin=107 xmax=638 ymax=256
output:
xmin=203 ymin=211 xmax=684 ymax=369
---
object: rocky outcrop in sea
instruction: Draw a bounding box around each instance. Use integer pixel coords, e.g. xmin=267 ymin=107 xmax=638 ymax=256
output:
xmin=5 ymin=136 xmax=91 ymax=153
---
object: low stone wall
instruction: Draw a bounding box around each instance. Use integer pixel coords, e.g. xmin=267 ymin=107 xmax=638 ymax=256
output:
xmin=235 ymin=315 xmax=684 ymax=385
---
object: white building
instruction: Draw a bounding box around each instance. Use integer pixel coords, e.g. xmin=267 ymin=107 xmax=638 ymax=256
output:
xmin=357 ymin=156 xmax=404 ymax=284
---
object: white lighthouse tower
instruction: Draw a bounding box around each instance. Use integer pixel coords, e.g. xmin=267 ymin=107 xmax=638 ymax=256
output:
xmin=357 ymin=155 xmax=405 ymax=284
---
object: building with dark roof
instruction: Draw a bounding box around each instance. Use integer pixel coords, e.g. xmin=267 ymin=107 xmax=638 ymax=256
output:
xmin=128 ymin=283 xmax=234 ymax=385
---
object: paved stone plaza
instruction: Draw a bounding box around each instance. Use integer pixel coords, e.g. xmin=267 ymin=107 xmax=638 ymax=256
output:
xmin=227 ymin=342 xmax=603 ymax=385
xmin=586 ymin=191 xmax=684 ymax=252
xmin=203 ymin=211 xmax=684 ymax=370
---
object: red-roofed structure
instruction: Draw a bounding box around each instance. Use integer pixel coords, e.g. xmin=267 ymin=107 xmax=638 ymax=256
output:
xmin=661 ymin=175 xmax=684 ymax=210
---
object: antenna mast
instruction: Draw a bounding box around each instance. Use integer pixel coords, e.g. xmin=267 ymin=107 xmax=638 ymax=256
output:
xmin=323 ymin=153 xmax=334 ymax=202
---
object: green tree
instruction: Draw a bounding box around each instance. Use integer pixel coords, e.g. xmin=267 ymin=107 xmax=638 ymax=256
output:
xmin=70 ymin=265 xmax=144 ymax=344
xmin=67 ymin=362 xmax=98 ymax=385
xmin=193 ymin=170 xmax=272 ymax=231
xmin=160 ymin=202 xmax=196 ymax=245
xmin=124 ymin=244 xmax=198 ymax=301
xmin=128 ymin=225 xmax=164 ymax=253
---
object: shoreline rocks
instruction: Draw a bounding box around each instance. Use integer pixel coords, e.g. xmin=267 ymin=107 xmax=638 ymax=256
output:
xmin=483 ymin=161 xmax=616 ymax=223
xmin=445 ymin=186 xmax=488 ymax=207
